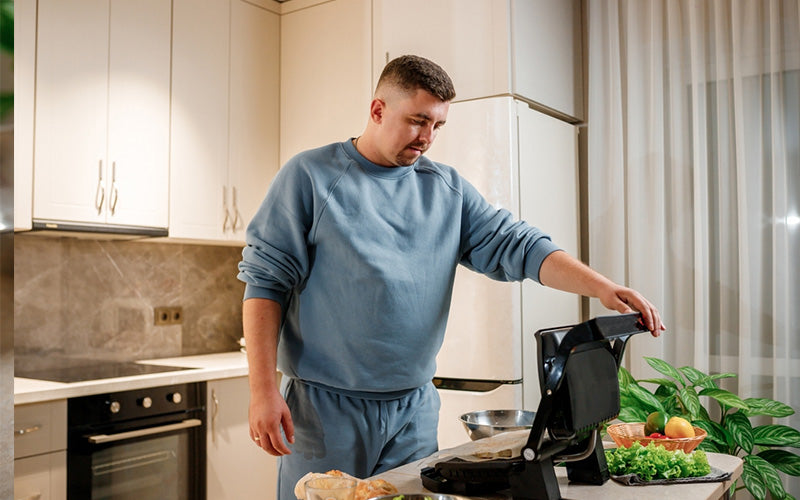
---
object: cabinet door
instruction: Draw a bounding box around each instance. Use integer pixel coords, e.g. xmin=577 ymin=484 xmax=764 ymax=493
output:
xmin=33 ymin=0 xmax=110 ymax=224
xmin=280 ymin=0 xmax=372 ymax=164
xmin=207 ymin=377 xmax=278 ymax=499
xmin=169 ymin=0 xmax=231 ymax=240
xmin=426 ymin=97 xmax=523 ymax=382
xmin=228 ymin=0 xmax=280 ymax=240
xmin=14 ymin=452 xmax=67 ymax=500
xmin=13 ymin=0 xmax=36 ymax=230
xmin=511 ymin=0 xmax=584 ymax=121
xmin=518 ymin=102 xmax=580 ymax=406
xmin=105 ymin=0 xmax=171 ymax=228
xmin=372 ymin=0 xmax=511 ymax=103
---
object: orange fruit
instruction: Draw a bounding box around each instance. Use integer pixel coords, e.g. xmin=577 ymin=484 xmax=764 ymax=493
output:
xmin=664 ymin=416 xmax=695 ymax=438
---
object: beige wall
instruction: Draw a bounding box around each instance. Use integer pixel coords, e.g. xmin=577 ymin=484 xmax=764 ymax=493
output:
xmin=14 ymin=234 xmax=245 ymax=361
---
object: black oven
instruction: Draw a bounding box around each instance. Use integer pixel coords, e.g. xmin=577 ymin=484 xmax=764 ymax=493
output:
xmin=67 ymin=382 xmax=206 ymax=500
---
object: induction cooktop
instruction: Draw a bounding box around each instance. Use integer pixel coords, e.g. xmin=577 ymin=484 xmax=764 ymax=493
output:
xmin=14 ymin=356 xmax=197 ymax=383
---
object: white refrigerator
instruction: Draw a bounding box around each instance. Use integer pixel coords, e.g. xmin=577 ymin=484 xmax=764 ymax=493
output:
xmin=427 ymin=96 xmax=582 ymax=449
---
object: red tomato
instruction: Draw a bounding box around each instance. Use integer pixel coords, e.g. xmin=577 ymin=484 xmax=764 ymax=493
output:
xmin=648 ymin=432 xmax=667 ymax=439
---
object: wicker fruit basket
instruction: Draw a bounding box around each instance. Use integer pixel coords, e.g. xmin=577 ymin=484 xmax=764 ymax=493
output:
xmin=606 ymin=422 xmax=707 ymax=453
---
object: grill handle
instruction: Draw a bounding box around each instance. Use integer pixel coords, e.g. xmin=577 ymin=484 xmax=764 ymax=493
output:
xmin=87 ymin=418 xmax=202 ymax=444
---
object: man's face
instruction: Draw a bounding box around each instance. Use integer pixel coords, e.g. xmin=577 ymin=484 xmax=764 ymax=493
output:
xmin=372 ymin=88 xmax=450 ymax=167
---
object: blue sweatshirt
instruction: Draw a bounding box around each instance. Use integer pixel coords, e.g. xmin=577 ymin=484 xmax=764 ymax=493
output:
xmin=238 ymin=139 xmax=560 ymax=395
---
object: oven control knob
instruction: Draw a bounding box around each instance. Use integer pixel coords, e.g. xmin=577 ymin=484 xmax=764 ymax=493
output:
xmin=109 ymin=401 xmax=121 ymax=414
xmin=139 ymin=397 xmax=152 ymax=409
xmin=167 ymin=392 xmax=182 ymax=404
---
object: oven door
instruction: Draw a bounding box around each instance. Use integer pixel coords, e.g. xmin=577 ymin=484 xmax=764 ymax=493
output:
xmin=68 ymin=415 xmax=206 ymax=500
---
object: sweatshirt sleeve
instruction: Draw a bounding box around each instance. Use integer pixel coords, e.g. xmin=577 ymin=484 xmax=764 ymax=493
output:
xmin=457 ymin=178 xmax=561 ymax=284
xmin=237 ymin=161 xmax=314 ymax=309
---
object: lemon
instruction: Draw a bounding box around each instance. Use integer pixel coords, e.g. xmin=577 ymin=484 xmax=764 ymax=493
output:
xmin=664 ymin=416 xmax=695 ymax=438
xmin=644 ymin=411 xmax=668 ymax=435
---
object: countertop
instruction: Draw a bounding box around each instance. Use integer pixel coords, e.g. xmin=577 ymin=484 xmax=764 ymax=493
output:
xmin=372 ymin=434 xmax=744 ymax=500
xmin=14 ymin=351 xmax=250 ymax=405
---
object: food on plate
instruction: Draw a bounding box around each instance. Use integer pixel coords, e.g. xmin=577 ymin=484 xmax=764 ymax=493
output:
xmin=644 ymin=411 xmax=668 ymax=435
xmin=605 ymin=441 xmax=711 ymax=481
xmin=294 ymin=470 xmax=397 ymax=500
xmin=355 ymin=477 xmax=397 ymax=500
xmin=664 ymin=416 xmax=695 ymax=438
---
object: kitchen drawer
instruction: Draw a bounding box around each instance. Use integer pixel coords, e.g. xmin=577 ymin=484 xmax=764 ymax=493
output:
xmin=14 ymin=400 xmax=67 ymax=459
xmin=14 ymin=451 xmax=67 ymax=500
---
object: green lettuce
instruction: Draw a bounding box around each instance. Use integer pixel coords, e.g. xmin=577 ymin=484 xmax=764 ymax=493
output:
xmin=605 ymin=441 xmax=711 ymax=481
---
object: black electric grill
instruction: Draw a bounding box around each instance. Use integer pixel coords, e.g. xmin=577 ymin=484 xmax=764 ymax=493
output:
xmin=421 ymin=313 xmax=650 ymax=500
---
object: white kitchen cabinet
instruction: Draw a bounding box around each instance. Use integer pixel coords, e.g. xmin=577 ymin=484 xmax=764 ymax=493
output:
xmin=13 ymin=0 xmax=36 ymax=231
xmin=170 ymin=0 xmax=279 ymax=243
xmin=372 ymin=0 xmax=584 ymax=122
xmin=207 ymin=377 xmax=278 ymax=499
xmin=280 ymin=0 xmax=373 ymax=164
xmin=13 ymin=400 xmax=67 ymax=500
xmin=32 ymin=0 xmax=171 ymax=231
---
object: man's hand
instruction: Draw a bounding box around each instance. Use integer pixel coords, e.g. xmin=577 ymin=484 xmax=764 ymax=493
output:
xmin=597 ymin=283 xmax=665 ymax=337
xmin=249 ymin=387 xmax=295 ymax=456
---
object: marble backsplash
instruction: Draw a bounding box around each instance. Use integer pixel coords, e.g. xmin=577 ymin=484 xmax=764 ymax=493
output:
xmin=14 ymin=234 xmax=246 ymax=361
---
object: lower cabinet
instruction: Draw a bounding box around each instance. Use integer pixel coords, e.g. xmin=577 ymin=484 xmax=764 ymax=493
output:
xmin=14 ymin=452 xmax=67 ymax=500
xmin=207 ymin=377 xmax=278 ymax=499
xmin=13 ymin=400 xmax=67 ymax=500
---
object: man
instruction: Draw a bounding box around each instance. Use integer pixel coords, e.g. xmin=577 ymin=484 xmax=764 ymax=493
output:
xmin=238 ymin=55 xmax=665 ymax=499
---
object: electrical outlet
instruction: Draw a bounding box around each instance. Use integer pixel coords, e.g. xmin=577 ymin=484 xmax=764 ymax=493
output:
xmin=154 ymin=306 xmax=183 ymax=326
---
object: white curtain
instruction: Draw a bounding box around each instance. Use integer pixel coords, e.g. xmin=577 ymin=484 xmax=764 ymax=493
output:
xmin=587 ymin=0 xmax=799 ymax=494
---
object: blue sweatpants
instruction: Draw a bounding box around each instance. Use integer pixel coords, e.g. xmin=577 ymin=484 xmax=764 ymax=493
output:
xmin=276 ymin=378 xmax=440 ymax=500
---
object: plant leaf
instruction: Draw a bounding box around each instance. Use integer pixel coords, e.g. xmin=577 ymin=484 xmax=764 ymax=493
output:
xmin=618 ymin=366 xmax=635 ymax=388
xmin=693 ymin=419 xmax=731 ymax=450
xmin=699 ymin=387 xmax=750 ymax=410
xmin=725 ymin=411 xmax=754 ymax=454
xmin=743 ymin=398 xmax=795 ymax=418
xmin=709 ymin=372 xmax=738 ymax=381
xmin=618 ymin=406 xmax=648 ymax=423
xmin=745 ymin=455 xmax=788 ymax=500
xmin=678 ymin=386 xmax=704 ymax=420
xmin=758 ymin=449 xmax=800 ymax=476
xmin=644 ymin=357 xmax=686 ymax=386
xmin=742 ymin=461 xmax=768 ymax=500
xmin=752 ymin=425 xmax=800 ymax=447
xmin=638 ymin=378 xmax=679 ymax=391
xmin=627 ymin=383 xmax=665 ymax=414
xmin=679 ymin=366 xmax=718 ymax=389
xmin=697 ymin=439 xmax=723 ymax=453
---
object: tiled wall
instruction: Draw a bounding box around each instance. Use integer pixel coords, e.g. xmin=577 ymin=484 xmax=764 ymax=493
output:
xmin=14 ymin=234 xmax=245 ymax=361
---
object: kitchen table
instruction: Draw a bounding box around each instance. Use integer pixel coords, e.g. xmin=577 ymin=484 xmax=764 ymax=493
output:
xmin=370 ymin=434 xmax=743 ymax=500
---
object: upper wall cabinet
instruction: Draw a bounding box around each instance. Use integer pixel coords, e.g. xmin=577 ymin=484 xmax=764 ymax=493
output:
xmin=33 ymin=0 xmax=171 ymax=231
xmin=170 ymin=0 xmax=280 ymax=244
xmin=280 ymin=0 xmax=373 ymax=164
xmin=372 ymin=0 xmax=585 ymax=122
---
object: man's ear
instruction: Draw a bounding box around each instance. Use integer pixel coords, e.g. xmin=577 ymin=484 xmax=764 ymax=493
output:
xmin=369 ymin=98 xmax=386 ymax=124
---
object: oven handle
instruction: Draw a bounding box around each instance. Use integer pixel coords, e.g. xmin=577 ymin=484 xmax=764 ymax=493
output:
xmin=87 ymin=418 xmax=202 ymax=444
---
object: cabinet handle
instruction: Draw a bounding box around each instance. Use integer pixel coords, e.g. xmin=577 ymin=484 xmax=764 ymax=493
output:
xmin=222 ymin=186 xmax=232 ymax=232
xmin=88 ymin=418 xmax=202 ymax=444
xmin=211 ymin=388 xmax=219 ymax=444
xmin=16 ymin=494 xmax=41 ymax=500
xmin=231 ymin=186 xmax=243 ymax=231
xmin=109 ymin=161 xmax=119 ymax=215
xmin=94 ymin=159 xmax=105 ymax=214
xmin=14 ymin=424 xmax=41 ymax=436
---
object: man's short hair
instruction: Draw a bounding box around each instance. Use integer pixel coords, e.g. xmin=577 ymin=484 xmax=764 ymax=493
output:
xmin=376 ymin=55 xmax=456 ymax=102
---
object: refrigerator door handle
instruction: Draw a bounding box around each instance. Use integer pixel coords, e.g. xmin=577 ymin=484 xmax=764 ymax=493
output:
xmin=432 ymin=377 xmax=522 ymax=392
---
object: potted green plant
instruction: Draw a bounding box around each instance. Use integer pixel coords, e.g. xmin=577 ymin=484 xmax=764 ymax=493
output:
xmin=617 ymin=357 xmax=800 ymax=499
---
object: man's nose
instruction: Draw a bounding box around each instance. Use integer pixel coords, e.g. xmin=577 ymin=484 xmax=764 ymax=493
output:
xmin=419 ymin=124 xmax=436 ymax=143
